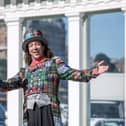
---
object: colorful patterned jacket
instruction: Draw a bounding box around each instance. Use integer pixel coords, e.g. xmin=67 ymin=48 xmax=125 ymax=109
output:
xmin=0 ymin=56 xmax=97 ymax=117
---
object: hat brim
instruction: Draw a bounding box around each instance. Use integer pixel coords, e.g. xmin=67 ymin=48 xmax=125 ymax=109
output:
xmin=22 ymin=37 xmax=47 ymax=52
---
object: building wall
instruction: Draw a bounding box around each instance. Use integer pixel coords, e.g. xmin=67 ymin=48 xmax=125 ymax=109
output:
xmin=0 ymin=0 xmax=125 ymax=126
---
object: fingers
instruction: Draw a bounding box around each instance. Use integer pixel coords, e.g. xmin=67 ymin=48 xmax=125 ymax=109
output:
xmin=99 ymin=65 xmax=109 ymax=73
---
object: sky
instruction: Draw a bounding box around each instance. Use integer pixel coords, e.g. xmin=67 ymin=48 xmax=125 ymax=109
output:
xmin=90 ymin=11 xmax=124 ymax=59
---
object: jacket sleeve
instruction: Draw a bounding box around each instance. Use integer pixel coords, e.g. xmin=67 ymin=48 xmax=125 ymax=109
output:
xmin=0 ymin=68 xmax=27 ymax=91
xmin=54 ymin=56 xmax=98 ymax=82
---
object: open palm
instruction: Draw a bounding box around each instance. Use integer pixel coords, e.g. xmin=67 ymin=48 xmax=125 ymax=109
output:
xmin=92 ymin=60 xmax=109 ymax=75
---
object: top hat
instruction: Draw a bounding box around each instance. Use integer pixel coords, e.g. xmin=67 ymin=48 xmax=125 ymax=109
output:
xmin=22 ymin=29 xmax=47 ymax=52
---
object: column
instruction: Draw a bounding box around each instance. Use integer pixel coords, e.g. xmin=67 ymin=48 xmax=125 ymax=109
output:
xmin=5 ymin=17 xmax=23 ymax=78
xmin=80 ymin=15 xmax=90 ymax=126
xmin=65 ymin=12 xmax=81 ymax=126
xmin=66 ymin=12 xmax=90 ymax=126
xmin=5 ymin=17 xmax=24 ymax=126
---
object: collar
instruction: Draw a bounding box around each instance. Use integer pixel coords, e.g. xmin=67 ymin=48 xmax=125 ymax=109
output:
xmin=29 ymin=57 xmax=48 ymax=71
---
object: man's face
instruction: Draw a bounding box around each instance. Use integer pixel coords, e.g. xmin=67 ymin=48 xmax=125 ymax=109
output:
xmin=28 ymin=41 xmax=44 ymax=60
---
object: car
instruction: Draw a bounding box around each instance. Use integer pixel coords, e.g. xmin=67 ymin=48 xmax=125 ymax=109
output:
xmin=91 ymin=118 xmax=124 ymax=126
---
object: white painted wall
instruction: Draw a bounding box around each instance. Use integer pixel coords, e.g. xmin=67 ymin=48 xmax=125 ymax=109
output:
xmin=7 ymin=89 xmax=24 ymax=126
xmin=6 ymin=18 xmax=21 ymax=78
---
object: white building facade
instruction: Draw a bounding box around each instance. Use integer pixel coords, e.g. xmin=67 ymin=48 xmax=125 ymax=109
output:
xmin=0 ymin=0 xmax=125 ymax=126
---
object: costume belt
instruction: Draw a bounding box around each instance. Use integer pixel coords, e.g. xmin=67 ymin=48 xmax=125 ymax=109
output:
xmin=26 ymin=93 xmax=51 ymax=109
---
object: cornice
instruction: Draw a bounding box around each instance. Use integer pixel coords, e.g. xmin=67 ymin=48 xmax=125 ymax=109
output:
xmin=0 ymin=0 xmax=126 ymax=20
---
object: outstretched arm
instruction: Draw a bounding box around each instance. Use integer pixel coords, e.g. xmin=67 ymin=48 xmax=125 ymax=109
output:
xmin=54 ymin=57 xmax=109 ymax=82
xmin=0 ymin=68 xmax=27 ymax=91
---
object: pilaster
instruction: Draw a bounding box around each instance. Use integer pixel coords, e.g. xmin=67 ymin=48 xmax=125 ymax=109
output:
xmin=80 ymin=14 xmax=90 ymax=126
xmin=66 ymin=12 xmax=90 ymax=126
xmin=65 ymin=12 xmax=81 ymax=126
xmin=5 ymin=17 xmax=23 ymax=78
xmin=5 ymin=16 xmax=24 ymax=126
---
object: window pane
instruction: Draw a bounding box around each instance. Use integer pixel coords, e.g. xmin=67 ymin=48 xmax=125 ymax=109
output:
xmin=89 ymin=12 xmax=124 ymax=73
xmin=91 ymin=102 xmax=124 ymax=118
xmin=89 ymin=12 xmax=124 ymax=125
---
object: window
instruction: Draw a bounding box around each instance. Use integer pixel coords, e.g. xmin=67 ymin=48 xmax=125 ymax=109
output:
xmin=89 ymin=11 xmax=124 ymax=124
xmin=22 ymin=16 xmax=68 ymax=126
xmin=89 ymin=12 xmax=124 ymax=73
xmin=91 ymin=102 xmax=124 ymax=118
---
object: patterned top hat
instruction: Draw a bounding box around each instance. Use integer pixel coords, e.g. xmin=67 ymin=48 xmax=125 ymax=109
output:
xmin=22 ymin=29 xmax=47 ymax=52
